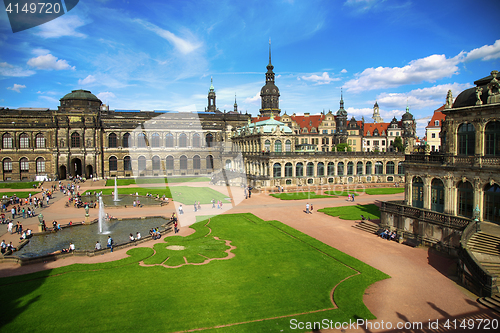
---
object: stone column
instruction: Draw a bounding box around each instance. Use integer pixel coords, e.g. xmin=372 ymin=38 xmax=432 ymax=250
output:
xmin=474 ymin=176 xmax=483 ymax=221
xmin=423 ymin=176 xmax=431 ymax=210
xmin=405 ymin=172 xmax=412 ymax=205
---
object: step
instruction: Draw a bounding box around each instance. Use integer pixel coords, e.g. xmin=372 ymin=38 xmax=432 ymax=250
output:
xmin=493 ymin=294 xmax=500 ymax=302
xmin=478 ymin=297 xmax=500 ymax=313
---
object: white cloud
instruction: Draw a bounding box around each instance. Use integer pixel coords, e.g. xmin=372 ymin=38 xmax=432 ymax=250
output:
xmin=97 ymin=91 xmax=116 ymax=102
xmin=27 ymin=54 xmax=75 ymax=70
xmin=465 ymin=39 xmax=500 ymax=61
xmin=34 ymin=15 xmax=87 ymax=38
xmin=345 ymin=53 xmax=463 ymax=93
xmin=244 ymin=92 xmax=260 ymax=105
xmin=341 ymin=69 xmax=348 ymax=73
xmin=345 ymin=107 xmax=375 ymax=117
xmin=298 ymin=72 xmax=340 ymax=85
xmin=78 ymin=75 xmax=96 ymax=85
xmin=7 ymin=84 xmax=26 ymax=93
xmin=134 ymin=19 xmax=201 ymax=54
xmin=0 ymin=62 xmax=35 ymax=77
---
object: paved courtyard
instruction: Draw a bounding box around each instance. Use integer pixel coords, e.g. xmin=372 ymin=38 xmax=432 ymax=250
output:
xmin=1 ymin=180 xmax=498 ymax=332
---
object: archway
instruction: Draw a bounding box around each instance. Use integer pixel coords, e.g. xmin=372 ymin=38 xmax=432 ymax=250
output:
xmin=59 ymin=165 xmax=67 ymax=180
xmin=86 ymin=165 xmax=93 ymax=179
xmin=70 ymin=158 xmax=82 ymax=177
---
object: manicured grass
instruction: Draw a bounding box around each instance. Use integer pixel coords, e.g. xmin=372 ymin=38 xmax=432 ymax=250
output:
xmin=105 ymin=177 xmax=210 ymax=186
xmin=0 ymin=181 xmax=40 ymax=189
xmin=325 ymin=190 xmax=361 ymax=196
xmin=0 ymin=213 xmax=388 ymax=332
xmin=318 ymin=204 xmax=381 ymax=220
xmin=364 ymin=187 xmax=404 ymax=195
xmin=270 ymin=191 xmax=334 ymax=200
xmin=0 ymin=191 xmax=40 ymax=199
xmin=93 ymin=186 xmax=172 ymax=198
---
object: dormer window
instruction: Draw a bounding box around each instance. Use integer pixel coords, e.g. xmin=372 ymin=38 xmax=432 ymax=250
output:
xmin=435 ymin=120 xmax=439 ymax=126
xmin=367 ymin=131 xmax=371 ymax=136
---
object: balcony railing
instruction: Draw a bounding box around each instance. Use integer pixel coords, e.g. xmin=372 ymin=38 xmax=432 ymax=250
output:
xmin=244 ymin=151 xmax=404 ymax=157
xmin=405 ymin=153 xmax=500 ymax=168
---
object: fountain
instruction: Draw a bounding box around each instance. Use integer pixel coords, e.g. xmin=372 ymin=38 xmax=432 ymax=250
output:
xmin=114 ymin=177 xmax=120 ymax=202
xmin=98 ymin=195 xmax=109 ymax=234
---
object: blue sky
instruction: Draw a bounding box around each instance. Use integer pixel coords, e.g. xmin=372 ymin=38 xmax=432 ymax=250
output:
xmin=1 ymin=0 xmax=499 ymax=136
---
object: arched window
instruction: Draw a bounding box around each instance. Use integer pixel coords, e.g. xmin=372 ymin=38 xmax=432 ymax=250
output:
xmin=397 ymin=161 xmax=404 ymax=175
xmin=347 ymin=162 xmax=354 ymax=175
xmin=123 ymin=133 xmax=131 ymax=148
xmin=457 ymin=123 xmax=475 ymax=156
xmin=3 ymin=158 xmax=12 ymax=173
xmin=306 ymin=162 xmax=314 ymax=177
xmin=386 ymin=161 xmax=395 ymax=175
xmin=457 ymin=181 xmax=474 ymax=218
xmin=356 ymin=162 xmax=363 ymax=175
xmin=152 ymin=156 xmax=160 ymax=170
xmin=137 ymin=133 xmax=147 ymax=148
xmin=431 ymin=178 xmax=444 ymax=213
xmin=365 ymin=161 xmax=372 ymax=175
xmin=20 ymin=157 xmax=29 ymax=172
xmin=412 ymin=177 xmax=423 ymax=208
xmin=206 ymin=155 xmax=214 ymax=169
xmin=2 ymin=133 xmax=13 ymax=149
xmin=109 ymin=156 xmax=117 ymax=171
xmin=151 ymin=133 xmax=160 ymax=148
xmin=71 ymin=132 xmax=80 ymax=148
xmin=206 ymin=133 xmax=213 ymax=147
xmin=108 ymin=133 xmax=117 ymax=148
xmin=36 ymin=157 xmax=45 ymax=174
xmin=264 ymin=140 xmax=271 ymax=152
xmin=296 ymin=162 xmax=303 ymax=177
xmin=166 ymin=156 xmax=174 ymax=171
xmin=193 ymin=133 xmax=201 ymax=148
xmin=180 ymin=155 xmax=187 ymax=170
xmin=274 ymin=140 xmax=282 ymax=152
xmin=285 ymin=140 xmax=292 ymax=152
xmin=375 ymin=161 xmax=383 ymax=174
xmin=285 ymin=162 xmax=293 ymax=177
xmin=193 ymin=155 xmax=201 ymax=169
xmin=124 ymin=156 xmax=132 ymax=171
xmin=337 ymin=162 xmax=344 ymax=176
xmin=273 ymin=163 xmax=282 ymax=178
xmin=485 ymin=121 xmax=500 ymax=156
xmin=179 ymin=133 xmax=187 ymax=148
xmin=484 ymin=183 xmax=500 ymax=223
xmin=317 ymin=162 xmax=324 ymax=176
xmin=19 ymin=133 xmax=29 ymax=149
xmin=165 ymin=133 xmax=174 ymax=148
xmin=327 ymin=162 xmax=335 ymax=176
xmin=225 ymin=159 xmax=232 ymax=170
xmin=35 ymin=133 xmax=45 ymax=148
xmin=138 ymin=156 xmax=146 ymax=172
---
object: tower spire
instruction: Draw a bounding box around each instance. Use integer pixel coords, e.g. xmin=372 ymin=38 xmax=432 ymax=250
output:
xmin=269 ymin=38 xmax=272 ymax=66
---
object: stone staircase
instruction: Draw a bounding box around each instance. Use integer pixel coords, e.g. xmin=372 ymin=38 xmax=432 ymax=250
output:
xmin=468 ymin=231 xmax=500 ymax=313
xmin=352 ymin=220 xmax=380 ymax=234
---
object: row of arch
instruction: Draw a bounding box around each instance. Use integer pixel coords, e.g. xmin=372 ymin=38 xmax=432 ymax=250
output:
xmin=454 ymin=120 xmax=500 ymax=156
xmin=108 ymin=155 xmax=215 ymax=172
xmin=108 ymin=132 xmax=215 ymax=149
xmin=2 ymin=133 xmax=46 ymax=149
xmin=237 ymin=139 xmax=293 ymax=153
xmin=271 ymin=161 xmax=404 ymax=178
xmin=2 ymin=157 xmax=46 ymax=174
xmin=411 ymin=177 xmax=500 ymax=224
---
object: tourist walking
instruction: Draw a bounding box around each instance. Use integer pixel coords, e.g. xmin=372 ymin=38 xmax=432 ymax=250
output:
xmin=305 ymin=203 xmax=310 ymax=214
xmin=7 ymin=221 xmax=13 ymax=234
xmin=107 ymin=236 xmax=113 ymax=252
xmin=179 ymin=204 xmax=184 ymax=215
xmin=310 ymin=204 xmax=313 ymax=214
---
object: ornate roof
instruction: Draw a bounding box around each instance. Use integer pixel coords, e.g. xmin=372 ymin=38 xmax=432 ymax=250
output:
xmin=60 ymin=89 xmax=101 ymax=102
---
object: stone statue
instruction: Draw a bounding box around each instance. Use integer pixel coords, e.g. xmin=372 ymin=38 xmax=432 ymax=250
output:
xmin=487 ymin=70 xmax=500 ymax=104
xmin=476 ymin=87 xmax=483 ymax=105
xmin=445 ymin=90 xmax=453 ymax=109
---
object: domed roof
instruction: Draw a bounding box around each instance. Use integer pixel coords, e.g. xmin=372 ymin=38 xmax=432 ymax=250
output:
xmin=60 ymin=89 xmax=101 ymax=102
xmin=402 ymin=107 xmax=413 ymax=121
xmin=452 ymin=71 xmax=497 ymax=108
xmin=260 ymin=83 xmax=280 ymax=95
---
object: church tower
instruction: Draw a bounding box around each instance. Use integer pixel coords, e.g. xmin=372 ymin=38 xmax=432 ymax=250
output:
xmin=259 ymin=40 xmax=281 ymax=117
xmin=234 ymin=94 xmax=238 ymax=113
xmin=207 ymin=77 xmax=217 ymax=112
xmin=335 ymin=89 xmax=348 ymax=144
xmin=372 ymin=101 xmax=383 ymax=123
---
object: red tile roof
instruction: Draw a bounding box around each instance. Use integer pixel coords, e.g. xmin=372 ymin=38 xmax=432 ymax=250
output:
xmin=363 ymin=122 xmax=390 ymax=136
xmin=426 ymin=105 xmax=446 ymax=128
xmin=252 ymin=114 xmax=326 ymax=133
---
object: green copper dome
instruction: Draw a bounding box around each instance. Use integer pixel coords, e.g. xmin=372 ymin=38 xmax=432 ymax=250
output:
xmin=60 ymin=89 xmax=101 ymax=102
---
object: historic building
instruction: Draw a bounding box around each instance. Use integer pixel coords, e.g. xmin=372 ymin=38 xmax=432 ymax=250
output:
xmin=425 ymin=105 xmax=446 ymax=152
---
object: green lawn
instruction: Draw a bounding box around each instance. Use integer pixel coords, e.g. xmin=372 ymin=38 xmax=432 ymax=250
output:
xmin=0 ymin=181 xmax=40 ymax=189
xmin=363 ymin=187 xmax=404 ymax=195
xmin=324 ymin=190 xmax=361 ymax=196
xmin=105 ymin=177 xmax=211 ymax=186
xmin=318 ymin=204 xmax=381 ymax=220
xmin=0 ymin=191 xmax=40 ymax=199
xmin=0 ymin=213 xmax=388 ymax=332
xmin=270 ymin=191 xmax=334 ymax=200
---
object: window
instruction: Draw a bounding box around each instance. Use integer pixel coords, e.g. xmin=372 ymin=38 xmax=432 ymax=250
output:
xmin=138 ymin=156 xmax=146 ymax=172
xmin=273 ymin=163 xmax=282 ymax=178
xmin=296 ymin=162 xmax=303 ymax=177
xmin=386 ymin=161 xmax=395 ymax=175
xmin=317 ymin=162 xmax=324 ymax=176
xmin=36 ymin=157 xmax=45 ymax=174
xmin=457 ymin=181 xmax=473 ymax=218
xmin=19 ymin=133 xmax=29 ymax=149
xmin=71 ymin=132 xmax=80 ymax=148
xmin=166 ymin=156 xmax=174 ymax=170
xmin=151 ymin=133 xmax=160 ymax=148
xmin=123 ymin=133 xmax=131 ymax=148
xmin=180 ymin=155 xmax=187 ymax=169
xmin=435 ymin=120 xmax=439 ymax=126
xmin=431 ymin=179 xmax=444 ymax=213
xmin=165 ymin=133 xmax=174 ymax=147
xmin=264 ymin=140 xmax=270 ymax=152
xmin=108 ymin=133 xmax=117 ymax=148
xmin=337 ymin=162 xmax=344 ymax=176
xmin=327 ymin=162 xmax=335 ymax=176
xmin=3 ymin=158 xmax=12 ymax=173
xmin=285 ymin=163 xmax=293 ymax=177
xmin=285 ymin=140 xmax=291 ymax=152
xmin=484 ymin=183 xmax=500 ymax=224
xmin=485 ymin=121 xmax=500 ymax=156
xmin=152 ymin=156 xmax=161 ymax=171
xmin=366 ymin=141 xmax=370 ymax=145
xmin=193 ymin=155 xmax=201 ymax=169
xmin=206 ymin=133 xmax=213 ymax=147
xmin=382 ymin=141 xmax=385 ymax=146
xmin=20 ymin=157 xmax=29 ymax=172
xmin=2 ymin=134 xmax=13 ymax=149
xmin=124 ymin=156 xmax=132 ymax=171
xmin=179 ymin=133 xmax=187 ymax=148
xmin=412 ymin=177 xmax=424 ymax=208
xmin=431 ymin=133 xmax=436 ymax=139
xmin=193 ymin=134 xmax=201 ymax=148
xmin=206 ymin=155 xmax=214 ymax=169
xmin=458 ymin=123 xmax=475 ymax=156
xmin=137 ymin=133 xmax=147 ymax=148
xmin=274 ymin=140 xmax=282 ymax=152
xmin=375 ymin=161 xmax=383 ymax=174
xmin=397 ymin=162 xmax=404 ymax=175
xmin=357 ymin=162 xmax=363 ymax=175
xmin=396 ymin=132 xmax=399 ymax=136
xmin=347 ymin=162 xmax=353 ymax=175
xmin=322 ymin=130 xmax=328 ymax=134
xmin=35 ymin=133 xmax=45 ymax=148
xmin=109 ymin=156 xmax=117 ymax=171
xmin=306 ymin=162 xmax=314 ymax=177
xmin=365 ymin=161 xmax=372 ymax=175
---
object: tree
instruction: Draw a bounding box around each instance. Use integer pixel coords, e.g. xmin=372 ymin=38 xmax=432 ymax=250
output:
xmin=335 ymin=143 xmax=352 ymax=152
xmin=393 ymin=136 xmax=404 ymax=152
